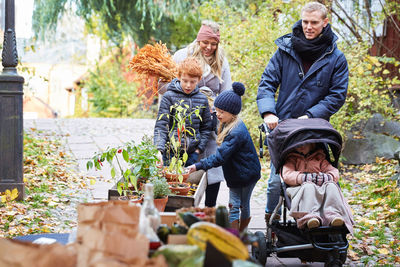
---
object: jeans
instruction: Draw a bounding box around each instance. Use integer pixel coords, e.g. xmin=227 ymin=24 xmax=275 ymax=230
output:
xmin=265 ymin=163 xmax=281 ymax=215
xmin=229 ymin=182 xmax=257 ymax=222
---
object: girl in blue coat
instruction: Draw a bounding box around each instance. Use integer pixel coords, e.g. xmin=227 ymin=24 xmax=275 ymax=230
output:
xmin=187 ymin=82 xmax=261 ymax=231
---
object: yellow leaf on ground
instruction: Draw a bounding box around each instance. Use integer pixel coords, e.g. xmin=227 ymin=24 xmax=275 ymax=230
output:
xmin=10 ymin=188 xmax=18 ymax=200
xmin=378 ymin=248 xmax=389 ymax=255
xmin=347 ymin=249 xmax=360 ymax=260
xmin=90 ymin=179 xmax=96 ymax=185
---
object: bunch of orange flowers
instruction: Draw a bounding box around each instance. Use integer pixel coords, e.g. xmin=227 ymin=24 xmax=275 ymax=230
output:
xmin=129 ymin=42 xmax=177 ymax=106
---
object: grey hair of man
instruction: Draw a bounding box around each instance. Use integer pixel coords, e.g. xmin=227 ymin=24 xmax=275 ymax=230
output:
xmin=301 ymin=1 xmax=328 ymax=19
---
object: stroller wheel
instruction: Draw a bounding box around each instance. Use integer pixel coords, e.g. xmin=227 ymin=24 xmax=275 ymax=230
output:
xmin=251 ymin=231 xmax=267 ymax=266
xmin=324 ymin=252 xmax=343 ymax=267
xmin=324 ymin=260 xmax=342 ymax=267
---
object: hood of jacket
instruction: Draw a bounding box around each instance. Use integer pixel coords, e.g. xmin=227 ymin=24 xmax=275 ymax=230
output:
xmin=168 ymin=78 xmax=200 ymax=96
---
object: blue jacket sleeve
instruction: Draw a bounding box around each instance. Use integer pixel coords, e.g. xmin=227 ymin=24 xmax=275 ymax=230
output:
xmin=195 ymin=134 xmax=239 ymax=171
xmin=257 ymin=50 xmax=282 ymax=118
xmin=306 ymin=53 xmax=348 ymax=119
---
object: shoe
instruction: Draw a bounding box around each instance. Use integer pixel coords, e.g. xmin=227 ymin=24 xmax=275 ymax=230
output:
xmin=307 ymin=218 xmax=320 ymax=229
xmin=239 ymin=217 xmax=251 ymax=232
xmin=331 ymin=217 xmax=344 ymax=227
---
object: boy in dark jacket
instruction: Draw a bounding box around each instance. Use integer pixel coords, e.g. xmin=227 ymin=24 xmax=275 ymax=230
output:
xmin=154 ymin=57 xmax=212 ymax=167
xmin=187 ymin=82 xmax=261 ymax=232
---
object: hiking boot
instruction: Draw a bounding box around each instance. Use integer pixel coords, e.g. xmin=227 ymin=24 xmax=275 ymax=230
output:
xmin=307 ymin=218 xmax=320 ymax=229
xmin=239 ymin=217 xmax=251 ymax=232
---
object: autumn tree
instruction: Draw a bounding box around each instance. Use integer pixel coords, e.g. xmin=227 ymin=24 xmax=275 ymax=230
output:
xmin=32 ymin=0 xmax=202 ymax=49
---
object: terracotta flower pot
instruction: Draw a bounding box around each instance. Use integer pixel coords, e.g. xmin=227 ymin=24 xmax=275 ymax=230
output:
xmin=164 ymin=171 xmax=190 ymax=183
xmin=154 ymin=196 xmax=168 ymax=212
xmin=117 ymin=194 xmax=143 ymax=204
xmin=168 ymin=182 xmax=190 ymax=196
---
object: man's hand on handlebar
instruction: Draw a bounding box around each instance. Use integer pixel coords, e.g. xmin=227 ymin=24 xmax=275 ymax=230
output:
xmin=263 ymin=113 xmax=279 ymax=130
xmin=298 ymin=115 xmax=309 ymax=119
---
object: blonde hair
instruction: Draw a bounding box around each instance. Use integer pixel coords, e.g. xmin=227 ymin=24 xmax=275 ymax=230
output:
xmin=216 ymin=116 xmax=240 ymax=145
xmin=302 ymin=2 xmax=328 ymax=19
xmin=188 ymin=20 xmax=226 ymax=82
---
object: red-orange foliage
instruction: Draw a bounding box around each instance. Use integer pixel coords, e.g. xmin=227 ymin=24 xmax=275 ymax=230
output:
xmin=129 ymin=42 xmax=178 ymax=106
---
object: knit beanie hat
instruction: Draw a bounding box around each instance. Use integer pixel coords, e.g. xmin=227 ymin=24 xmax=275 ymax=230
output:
xmin=214 ymin=82 xmax=245 ymax=115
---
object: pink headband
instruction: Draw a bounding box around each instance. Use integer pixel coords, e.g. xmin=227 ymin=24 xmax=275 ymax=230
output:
xmin=196 ymin=25 xmax=220 ymax=43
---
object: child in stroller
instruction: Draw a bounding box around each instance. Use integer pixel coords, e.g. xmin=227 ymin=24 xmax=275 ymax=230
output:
xmin=282 ymin=142 xmax=354 ymax=232
xmin=252 ymin=118 xmax=353 ymax=266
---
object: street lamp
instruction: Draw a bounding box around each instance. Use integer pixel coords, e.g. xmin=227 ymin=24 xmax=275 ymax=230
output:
xmin=0 ymin=0 xmax=25 ymax=200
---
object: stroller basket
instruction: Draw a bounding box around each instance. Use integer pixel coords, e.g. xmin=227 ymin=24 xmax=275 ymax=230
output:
xmin=271 ymin=222 xmax=348 ymax=263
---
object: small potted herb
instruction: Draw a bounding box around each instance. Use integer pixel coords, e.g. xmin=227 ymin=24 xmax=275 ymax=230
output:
xmin=149 ymin=177 xmax=171 ymax=212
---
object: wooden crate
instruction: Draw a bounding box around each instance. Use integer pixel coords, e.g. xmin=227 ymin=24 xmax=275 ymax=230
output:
xmin=108 ymin=172 xmax=207 ymax=210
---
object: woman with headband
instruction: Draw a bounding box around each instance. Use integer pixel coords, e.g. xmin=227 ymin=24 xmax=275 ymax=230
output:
xmin=159 ymin=20 xmax=232 ymax=207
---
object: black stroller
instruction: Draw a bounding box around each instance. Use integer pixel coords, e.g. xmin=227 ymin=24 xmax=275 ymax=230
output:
xmin=251 ymin=118 xmax=349 ymax=267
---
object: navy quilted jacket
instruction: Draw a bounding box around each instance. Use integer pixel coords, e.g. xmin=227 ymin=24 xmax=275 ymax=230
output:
xmin=154 ymin=78 xmax=212 ymax=154
xmin=195 ymin=120 xmax=261 ymax=188
xmin=257 ymin=21 xmax=348 ymax=120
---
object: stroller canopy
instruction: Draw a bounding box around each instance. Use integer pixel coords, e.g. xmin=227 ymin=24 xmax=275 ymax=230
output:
xmin=267 ymin=118 xmax=342 ymax=174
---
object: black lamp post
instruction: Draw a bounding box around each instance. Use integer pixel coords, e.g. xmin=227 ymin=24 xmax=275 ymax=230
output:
xmin=0 ymin=0 xmax=25 ymax=200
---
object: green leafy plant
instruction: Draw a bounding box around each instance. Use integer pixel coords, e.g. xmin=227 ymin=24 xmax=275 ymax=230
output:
xmin=149 ymin=177 xmax=171 ymax=199
xmin=159 ymin=100 xmax=203 ymax=183
xmin=130 ymin=136 xmax=160 ymax=181
xmin=87 ymin=135 xmax=159 ymax=196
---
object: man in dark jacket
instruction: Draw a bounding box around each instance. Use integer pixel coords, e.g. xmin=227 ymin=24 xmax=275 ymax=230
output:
xmin=154 ymin=58 xmax=212 ymax=167
xmin=256 ymin=2 xmax=348 ymax=225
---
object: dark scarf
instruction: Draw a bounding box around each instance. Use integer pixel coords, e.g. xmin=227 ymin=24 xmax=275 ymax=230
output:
xmin=291 ymin=20 xmax=334 ymax=62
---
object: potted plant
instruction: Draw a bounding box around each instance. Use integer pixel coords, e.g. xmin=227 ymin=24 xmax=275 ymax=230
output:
xmin=159 ymin=100 xmax=202 ymax=184
xmin=168 ymin=181 xmax=191 ymax=196
xmin=149 ymin=177 xmax=171 ymax=212
xmin=129 ymin=136 xmax=160 ymax=188
xmin=87 ymin=135 xmax=159 ymax=201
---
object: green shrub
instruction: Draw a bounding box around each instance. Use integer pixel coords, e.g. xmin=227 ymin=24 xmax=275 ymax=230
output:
xmin=200 ymin=0 xmax=399 ymax=140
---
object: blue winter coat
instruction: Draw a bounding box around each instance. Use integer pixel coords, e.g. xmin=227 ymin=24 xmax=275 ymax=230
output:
xmin=257 ymin=24 xmax=348 ymax=120
xmin=195 ymin=120 xmax=261 ymax=188
xmin=154 ymin=78 xmax=212 ymax=154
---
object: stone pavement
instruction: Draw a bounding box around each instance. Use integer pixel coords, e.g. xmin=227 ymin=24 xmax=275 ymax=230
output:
xmin=23 ymin=118 xmax=329 ymax=267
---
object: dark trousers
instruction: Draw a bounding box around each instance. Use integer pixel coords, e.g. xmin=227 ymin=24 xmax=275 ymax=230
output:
xmin=205 ymin=182 xmax=220 ymax=207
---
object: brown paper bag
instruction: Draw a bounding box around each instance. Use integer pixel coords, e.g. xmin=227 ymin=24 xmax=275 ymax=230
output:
xmin=81 ymin=228 xmax=148 ymax=259
xmin=0 ymin=238 xmax=76 ymax=267
xmin=89 ymin=255 xmax=167 ymax=267
xmin=78 ymin=201 xmax=141 ymax=226
xmin=76 ymin=201 xmax=150 ymax=267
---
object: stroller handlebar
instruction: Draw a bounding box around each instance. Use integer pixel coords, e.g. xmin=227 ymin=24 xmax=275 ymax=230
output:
xmin=258 ymin=123 xmax=272 ymax=159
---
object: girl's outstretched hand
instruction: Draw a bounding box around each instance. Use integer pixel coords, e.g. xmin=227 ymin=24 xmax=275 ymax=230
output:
xmin=186 ymin=164 xmax=197 ymax=174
